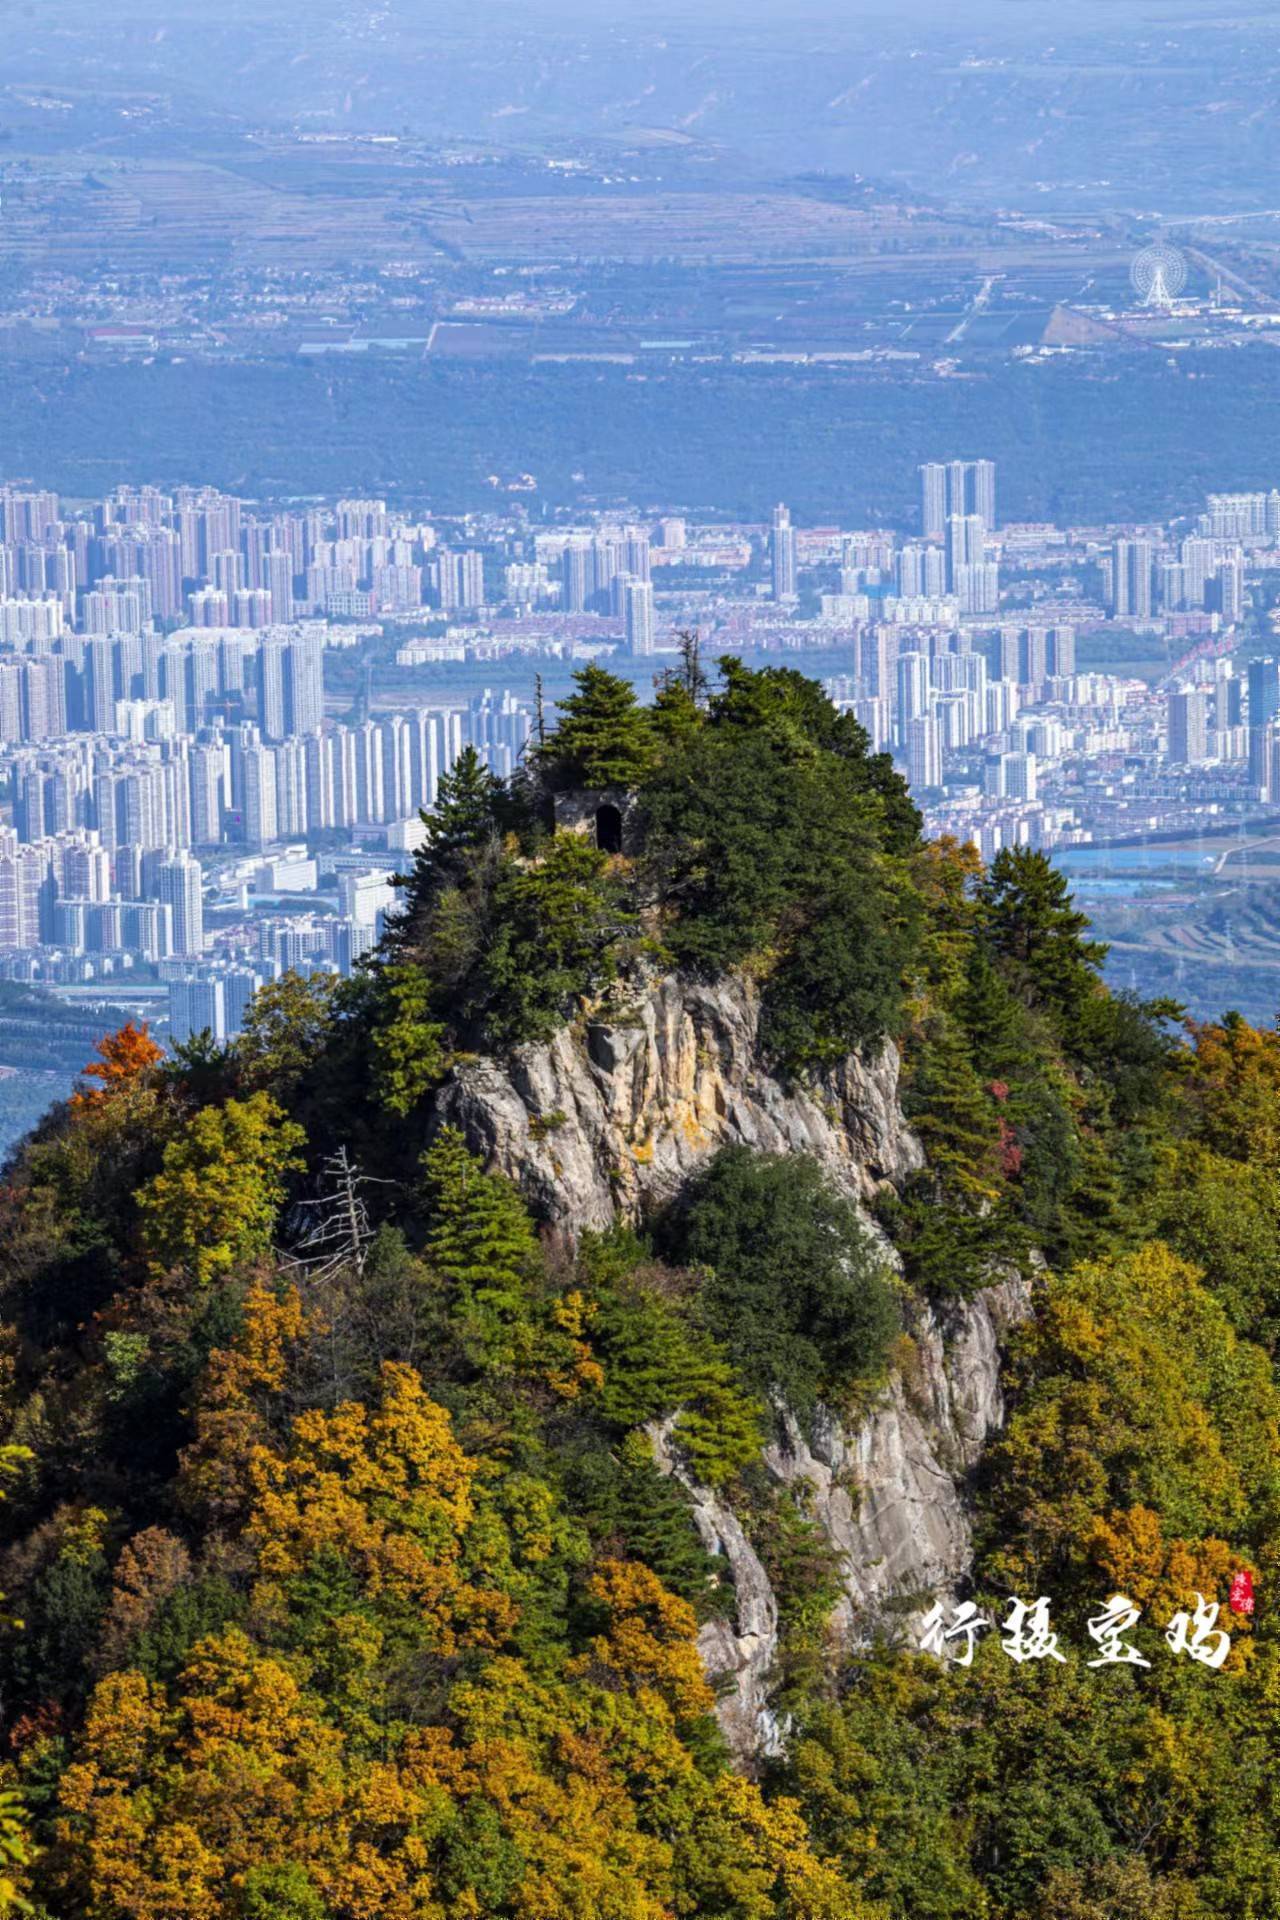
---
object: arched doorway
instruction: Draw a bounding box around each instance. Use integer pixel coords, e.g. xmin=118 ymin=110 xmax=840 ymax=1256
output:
xmin=595 ymin=803 xmax=623 ymax=854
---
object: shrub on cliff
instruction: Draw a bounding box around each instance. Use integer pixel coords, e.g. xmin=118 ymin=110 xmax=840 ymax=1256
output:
xmin=663 ymin=1147 xmax=900 ymax=1415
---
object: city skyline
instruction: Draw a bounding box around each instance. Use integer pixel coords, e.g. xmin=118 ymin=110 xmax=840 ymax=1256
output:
xmin=0 ymin=451 xmax=1273 ymax=1074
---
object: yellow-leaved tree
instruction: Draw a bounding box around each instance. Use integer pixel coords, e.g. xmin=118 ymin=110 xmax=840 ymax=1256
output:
xmin=0 ymin=1443 xmax=34 ymax=1913
xmin=136 ymin=1092 xmax=306 ymax=1283
xmin=51 ymin=1304 xmax=872 ymax=1920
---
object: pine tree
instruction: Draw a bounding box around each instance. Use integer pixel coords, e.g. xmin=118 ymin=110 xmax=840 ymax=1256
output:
xmin=538 ymin=665 xmax=658 ymax=790
xmin=427 ymin=746 xmax=505 ymax=861
xmin=476 ymin=831 xmax=632 ymax=1049
xmin=960 ymin=941 xmax=1042 ymax=1084
xmin=651 ymin=678 xmax=704 ymax=752
xmin=903 ymin=1011 xmax=1004 ymax=1205
xmin=369 ymin=964 xmax=448 ymax=1115
xmin=385 ymin=747 xmax=506 ymax=953
xmin=977 ymin=847 xmax=1107 ymax=1031
xmin=571 ymin=1429 xmax=725 ymax=1616
xmin=420 ymin=1128 xmax=541 ymax=1376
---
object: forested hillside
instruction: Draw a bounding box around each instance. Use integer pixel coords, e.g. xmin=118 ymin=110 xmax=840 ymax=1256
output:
xmin=0 ymin=662 xmax=1276 ymax=1918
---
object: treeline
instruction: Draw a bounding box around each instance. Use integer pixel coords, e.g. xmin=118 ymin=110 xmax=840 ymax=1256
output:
xmin=8 ymin=352 xmax=1280 ymax=525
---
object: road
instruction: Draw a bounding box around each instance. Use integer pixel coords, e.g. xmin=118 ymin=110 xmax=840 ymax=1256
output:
xmin=1184 ymin=245 xmax=1271 ymax=309
xmin=945 ymin=274 xmax=1001 ymax=345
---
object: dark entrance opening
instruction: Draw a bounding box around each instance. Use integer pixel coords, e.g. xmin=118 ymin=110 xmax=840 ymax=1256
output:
xmin=595 ymin=803 xmax=624 ymax=854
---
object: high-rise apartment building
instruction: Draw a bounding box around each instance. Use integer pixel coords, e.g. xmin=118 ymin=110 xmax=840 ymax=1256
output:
xmin=771 ymin=505 xmax=797 ymax=602
xmin=922 ymin=459 xmax=996 ymax=540
xmin=896 ymin=651 xmax=931 ymax=727
xmin=286 ymin=632 xmax=324 ymax=737
xmin=623 ymin=577 xmax=655 ymax=656
xmin=1167 ymin=687 xmax=1210 ymax=766
xmin=1112 ymin=539 xmax=1155 ymax=619
xmin=1248 ymin=657 xmax=1280 ymax=787
xmin=561 ymin=541 xmax=592 ymax=613
xmin=1005 ymin=752 xmax=1038 ymax=802
xmin=905 ymin=714 xmax=942 ymax=792
xmin=971 ymin=459 xmax=996 ymax=531
xmin=920 ymin=463 xmax=948 ymax=542
xmin=158 ymin=853 xmax=204 ymax=959
xmin=239 ymin=742 xmax=279 ymax=850
xmin=169 ymin=976 xmax=225 ymax=1045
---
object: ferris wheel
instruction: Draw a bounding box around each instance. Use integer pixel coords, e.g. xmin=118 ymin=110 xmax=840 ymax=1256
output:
xmin=1130 ymin=242 xmax=1188 ymax=311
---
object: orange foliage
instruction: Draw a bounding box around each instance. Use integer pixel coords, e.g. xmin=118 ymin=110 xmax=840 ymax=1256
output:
xmin=570 ymin=1558 xmax=715 ymax=1721
xmin=52 ymin=1327 xmax=868 ymax=1920
xmin=246 ymin=1360 xmax=517 ymax=1650
xmin=1087 ymin=1504 xmax=1252 ymax=1637
xmin=70 ymin=1022 xmax=164 ymax=1113
xmin=178 ymin=1282 xmax=316 ymax=1524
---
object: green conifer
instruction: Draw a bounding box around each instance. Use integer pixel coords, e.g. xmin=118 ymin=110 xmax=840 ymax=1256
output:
xmin=538 ymin=665 xmax=658 ymax=789
xmin=977 ymin=847 xmax=1107 ymax=1031
xmin=386 ymin=747 xmax=506 ymax=953
xmin=420 ymin=1128 xmax=541 ymax=1376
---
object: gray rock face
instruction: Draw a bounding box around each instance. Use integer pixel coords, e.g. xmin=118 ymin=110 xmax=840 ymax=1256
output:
xmin=765 ymin=1273 xmax=1031 ymax=1640
xmin=432 ymin=971 xmax=922 ymax=1229
xmin=648 ymin=1414 xmax=786 ymax=1764
xmin=429 ymin=969 xmax=1030 ymax=1757
xmin=647 ymin=1277 xmax=1031 ymax=1760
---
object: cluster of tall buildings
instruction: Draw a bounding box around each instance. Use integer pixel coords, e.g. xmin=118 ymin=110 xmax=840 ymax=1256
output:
xmin=0 ymin=476 xmax=551 ymax=1026
xmin=1109 ymin=537 xmax=1244 ymax=621
xmin=1 ymin=686 xmax=531 ymax=946
xmin=0 ymin=829 xmax=203 ymax=963
xmin=0 ymin=456 xmax=1272 ymax=1044
xmin=5 ymin=692 xmax=499 ymax=849
xmin=919 ymin=459 xmax=998 ymax=541
xmin=828 ymin=619 xmax=1075 ymax=800
xmin=920 ymin=462 xmax=999 ymax=613
xmin=0 ymin=483 xmax=496 ymax=630
xmin=546 ymin=527 xmax=656 ymax=654
xmin=553 ymin=527 xmax=652 ymax=610
xmin=1202 ymin=491 xmax=1280 ymax=540
xmin=0 ymin=621 xmax=327 ymax=748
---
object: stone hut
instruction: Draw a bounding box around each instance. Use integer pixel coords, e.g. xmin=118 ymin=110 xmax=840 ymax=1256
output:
xmin=552 ymin=787 xmax=643 ymax=856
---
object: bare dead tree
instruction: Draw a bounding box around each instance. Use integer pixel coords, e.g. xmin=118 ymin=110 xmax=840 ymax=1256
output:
xmin=656 ymin=628 xmax=708 ymax=706
xmin=283 ymin=1147 xmax=392 ymax=1282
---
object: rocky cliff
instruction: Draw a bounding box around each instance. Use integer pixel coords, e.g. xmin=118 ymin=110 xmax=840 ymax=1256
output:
xmin=650 ymin=1273 xmax=1030 ymax=1759
xmin=430 ymin=969 xmax=1030 ymax=1758
xmin=432 ymin=970 xmax=922 ymax=1230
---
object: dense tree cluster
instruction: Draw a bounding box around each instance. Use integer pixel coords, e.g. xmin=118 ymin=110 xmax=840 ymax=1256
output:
xmin=0 ymin=1062 xmax=875 ymax=1916
xmin=0 ymin=667 xmax=1277 ymax=1915
xmin=883 ymin=835 xmax=1182 ymax=1292
xmin=660 ymin=1149 xmax=899 ymax=1417
xmin=379 ymin=659 xmax=922 ymax=1078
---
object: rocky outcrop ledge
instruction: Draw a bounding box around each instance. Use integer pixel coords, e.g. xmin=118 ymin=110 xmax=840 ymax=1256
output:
xmin=432 ymin=970 xmax=922 ymax=1229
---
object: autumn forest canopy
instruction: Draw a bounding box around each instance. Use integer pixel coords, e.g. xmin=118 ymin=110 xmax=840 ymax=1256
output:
xmin=0 ymin=661 xmax=1279 ymax=1916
